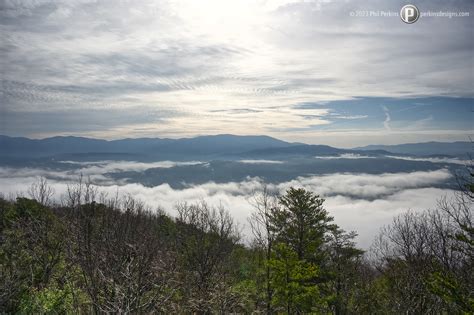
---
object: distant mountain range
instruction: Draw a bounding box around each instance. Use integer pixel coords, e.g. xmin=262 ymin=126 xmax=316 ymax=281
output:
xmin=355 ymin=141 xmax=472 ymax=158
xmin=1 ymin=134 xmax=470 ymax=189
xmin=0 ymin=134 xmax=294 ymax=161
xmin=0 ymin=134 xmax=472 ymax=162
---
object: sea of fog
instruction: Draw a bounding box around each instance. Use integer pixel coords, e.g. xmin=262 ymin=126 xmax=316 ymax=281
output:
xmin=0 ymin=158 xmax=459 ymax=248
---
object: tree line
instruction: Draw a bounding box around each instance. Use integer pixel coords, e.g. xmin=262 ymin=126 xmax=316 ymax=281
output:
xmin=0 ymin=170 xmax=472 ymax=314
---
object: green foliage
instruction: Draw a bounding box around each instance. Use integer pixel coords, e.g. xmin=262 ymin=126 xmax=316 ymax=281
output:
xmin=230 ymin=279 xmax=258 ymax=312
xmin=18 ymin=283 xmax=83 ymax=314
xmin=273 ymin=187 xmax=334 ymax=263
xmin=326 ymin=228 xmax=364 ymax=314
xmin=1 ymin=177 xmax=472 ymax=313
xmin=427 ymin=271 xmax=474 ymax=313
xmin=0 ymin=198 xmax=66 ymax=312
xmin=261 ymin=187 xmax=337 ymax=313
xmin=269 ymin=243 xmax=326 ymax=313
xmin=348 ymin=274 xmax=393 ymax=314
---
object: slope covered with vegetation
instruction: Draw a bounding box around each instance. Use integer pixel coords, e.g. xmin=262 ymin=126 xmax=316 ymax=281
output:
xmin=1 ymin=171 xmax=472 ymax=314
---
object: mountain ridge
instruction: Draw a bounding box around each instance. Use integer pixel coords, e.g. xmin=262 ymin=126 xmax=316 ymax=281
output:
xmin=355 ymin=141 xmax=472 ymax=157
xmin=1 ymin=135 xmax=471 ymax=161
xmin=0 ymin=134 xmax=296 ymax=160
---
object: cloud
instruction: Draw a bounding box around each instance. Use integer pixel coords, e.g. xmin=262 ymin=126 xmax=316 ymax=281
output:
xmin=0 ymin=160 xmax=205 ymax=185
xmin=314 ymin=153 xmax=376 ymax=160
xmin=1 ymin=0 xmax=472 ymax=143
xmin=237 ymin=159 xmax=284 ymax=164
xmin=323 ymin=187 xmax=453 ymax=246
xmin=274 ymin=169 xmax=451 ymax=199
xmin=59 ymin=160 xmax=204 ymax=173
xmin=284 ymin=97 xmax=473 ymax=147
xmin=386 ymin=155 xmax=470 ymax=166
xmin=314 ymin=153 xmax=471 ymax=165
xmin=382 ymin=105 xmax=391 ymax=131
xmin=0 ymin=165 xmax=455 ymax=247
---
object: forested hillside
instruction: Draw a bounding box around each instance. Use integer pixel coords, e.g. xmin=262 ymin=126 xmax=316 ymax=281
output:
xmin=1 ymin=171 xmax=472 ymax=314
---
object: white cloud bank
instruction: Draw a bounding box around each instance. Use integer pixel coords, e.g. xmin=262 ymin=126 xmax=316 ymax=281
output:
xmin=314 ymin=154 xmax=470 ymax=166
xmin=386 ymin=155 xmax=470 ymax=166
xmin=237 ymin=159 xmax=284 ymax=164
xmin=0 ymin=160 xmax=206 ymax=184
xmin=0 ymin=166 xmax=454 ymax=248
xmin=60 ymin=160 xmax=204 ymax=173
xmin=314 ymin=153 xmax=376 ymax=160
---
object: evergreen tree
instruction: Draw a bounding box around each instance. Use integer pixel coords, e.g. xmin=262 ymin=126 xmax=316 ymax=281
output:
xmin=268 ymin=187 xmax=336 ymax=313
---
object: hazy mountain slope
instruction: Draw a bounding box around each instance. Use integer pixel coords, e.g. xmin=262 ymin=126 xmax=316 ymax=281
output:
xmin=240 ymin=145 xmax=390 ymax=159
xmin=2 ymin=135 xmax=470 ymax=162
xmin=0 ymin=134 xmax=295 ymax=159
xmin=355 ymin=141 xmax=472 ymax=157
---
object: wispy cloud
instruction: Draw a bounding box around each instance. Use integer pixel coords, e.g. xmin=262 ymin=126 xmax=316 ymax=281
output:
xmin=386 ymin=155 xmax=469 ymax=166
xmin=1 ymin=0 xmax=472 ymax=144
xmin=382 ymin=105 xmax=391 ymax=131
xmin=314 ymin=153 xmax=376 ymax=160
xmin=237 ymin=160 xmax=284 ymax=164
xmin=60 ymin=160 xmax=204 ymax=173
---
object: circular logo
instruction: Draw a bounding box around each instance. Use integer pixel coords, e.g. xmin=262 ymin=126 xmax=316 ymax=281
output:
xmin=400 ymin=4 xmax=420 ymax=24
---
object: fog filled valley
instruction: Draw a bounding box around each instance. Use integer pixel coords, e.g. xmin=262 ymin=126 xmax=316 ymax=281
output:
xmin=1 ymin=135 xmax=473 ymax=313
xmin=1 ymin=135 xmax=471 ymax=247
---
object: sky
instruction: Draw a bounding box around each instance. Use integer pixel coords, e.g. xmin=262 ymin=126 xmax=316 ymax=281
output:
xmin=1 ymin=0 xmax=473 ymax=147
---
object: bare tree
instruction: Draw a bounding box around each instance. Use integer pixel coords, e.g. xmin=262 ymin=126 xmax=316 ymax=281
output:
xmin=175 ymin=201 xmax=240 ymax=313
xmin=432 ymin=159 xmax=474 ymax=312
xmin=248 ymin=186 xmax=278 ymax=314
xmin=66 ymin=194 xmax=178 ymax=313
xmin=325 ymin=227 xmax=364 ymax=315
xmin=28 ymin=177 xmax=54 ymax=206
xmin=371 ymin=205 xmax=470 ymax=313
xmin=64 ymin=175 xmax=98 ymax=209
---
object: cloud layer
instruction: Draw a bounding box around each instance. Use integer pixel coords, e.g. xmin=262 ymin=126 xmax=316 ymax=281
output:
xmin=0 ymin=165 xmax=454 ymax=247
xmin=1 ymin=0 xmax=472 ymax=145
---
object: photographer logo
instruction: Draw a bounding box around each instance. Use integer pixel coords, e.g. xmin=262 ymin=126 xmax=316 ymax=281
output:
xmin=400 ymin=4 xmax=420 ymax=24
